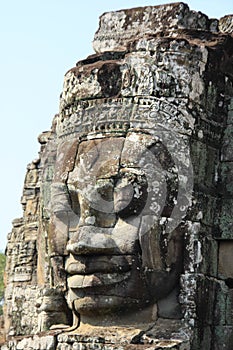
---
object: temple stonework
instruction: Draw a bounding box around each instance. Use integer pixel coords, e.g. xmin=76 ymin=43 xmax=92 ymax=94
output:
xmin=1 ymin=3 xmax=233 ymax=349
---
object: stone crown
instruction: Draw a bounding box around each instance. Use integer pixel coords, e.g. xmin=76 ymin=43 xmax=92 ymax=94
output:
xmin=93 ymin=2 xmax=219 ymax=53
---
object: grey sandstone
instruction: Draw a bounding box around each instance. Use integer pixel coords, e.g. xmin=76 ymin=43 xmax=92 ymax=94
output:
xmin=1 ymin=2 xmax=233 ymax=350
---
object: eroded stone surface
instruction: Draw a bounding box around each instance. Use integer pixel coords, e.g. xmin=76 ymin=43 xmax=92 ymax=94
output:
xmin=2 ymin=2 xmax=233 ymax=350
xmin=93 ymin=3 xmax=218 ymax=53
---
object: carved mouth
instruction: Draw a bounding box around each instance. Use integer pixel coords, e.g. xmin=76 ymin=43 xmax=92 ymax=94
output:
xmin=66 ymin=255 xmax=140 ymax=290
xmin=65 ymin=254 xmax=134 ymax=275
xmin=67 ymin=271 xmax=131 ymax=289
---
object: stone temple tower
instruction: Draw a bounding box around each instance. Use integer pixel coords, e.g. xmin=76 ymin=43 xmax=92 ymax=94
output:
xmin=1 ymin=3 xmax=233 ymax=350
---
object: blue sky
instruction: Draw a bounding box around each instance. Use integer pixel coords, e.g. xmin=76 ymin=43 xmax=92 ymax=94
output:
xmin=0 ymin=0 xmax=232 ymax=252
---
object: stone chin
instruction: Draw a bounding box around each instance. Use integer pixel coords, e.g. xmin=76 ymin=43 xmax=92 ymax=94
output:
xmin=73 ymin=295 xmax=145 ymax=317
xmin=67 ymin=265 xmax=180 ymax=319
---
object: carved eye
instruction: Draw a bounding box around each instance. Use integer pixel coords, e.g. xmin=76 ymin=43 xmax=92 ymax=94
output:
xmin=114 ymin=178 xmax=134 ymax=211
xmin=68 ymin=189 xmax=80 ymax=216
xmin=95 ymin=179 xmax=114 ymax=202
xmin=114 ymin=174 xmax=148 ymax=218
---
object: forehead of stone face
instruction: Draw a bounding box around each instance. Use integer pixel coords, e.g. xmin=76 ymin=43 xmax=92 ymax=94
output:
xmin=120 ymin=133 xmax=156 ymax=169
xmin=68 ymin=138 xmax=125 ymax=187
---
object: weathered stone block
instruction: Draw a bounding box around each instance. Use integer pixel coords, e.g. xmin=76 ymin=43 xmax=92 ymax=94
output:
xmin=196 ymin=276 xmax=216 ymax=326
xmin=190 ymin=140 xmax=219 ymax=188
xmin=192 ymin=275 xmax=231 ymax=329
xmin=93 ymin=3 xmax=217 ymax=53
xmin=227 ymin=99 xmax=233 ymax=125
xmin=15 ymin=335 xmax=56 ymax=350
xmin=198 ymin=236 xmax=218 ymax=277
xmin=217 ymin=199 xmax=233 ymax=239
xmin=214 ymin=280 xmax=231 ymax=326
xmin=221 ymin=124 xmax=233 ymax=161
xmin=218 ymin=241 xmax=233 ymax=279
xmin=220 ymin=161 xmax=233 ymax=196
xmin=226 ymin=289 xmax=233 ymax=325
xmin=192 ymin=326 xmax=212 ymax=350
xmin=213 ymin=326 xmax=233 ymax=350
xmin=187 ymin=192 xmax=218 ymax=228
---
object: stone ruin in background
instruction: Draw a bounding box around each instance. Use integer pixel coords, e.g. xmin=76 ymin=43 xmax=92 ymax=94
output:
xmin=1 ymin=2 xmax=233 ymax=350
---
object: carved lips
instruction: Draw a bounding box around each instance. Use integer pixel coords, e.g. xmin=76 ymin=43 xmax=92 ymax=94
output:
xmin=67 ymin=271 xmax=131 ymax=289
xmin=65 ymin=254 xmax=132 ymax=274
xmin=65 ymin=254 xmax=135 ymax=289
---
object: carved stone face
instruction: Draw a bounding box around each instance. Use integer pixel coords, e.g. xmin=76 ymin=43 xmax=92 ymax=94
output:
xmin=63 ymin=134 xmax=183 ymax=320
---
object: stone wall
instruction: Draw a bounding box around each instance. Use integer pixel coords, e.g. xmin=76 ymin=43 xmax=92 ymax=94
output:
xmin=1 ymin=3 xmax=233 ymax=350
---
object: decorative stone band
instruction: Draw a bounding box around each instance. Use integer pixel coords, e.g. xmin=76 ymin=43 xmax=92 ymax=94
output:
xmin=14 ymin=266 xmax=33 ymax=282
xmin=57 ymin=96 xmax=193 ymax=139
xmin=57 ymin=97 xmax=222 ymax=144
